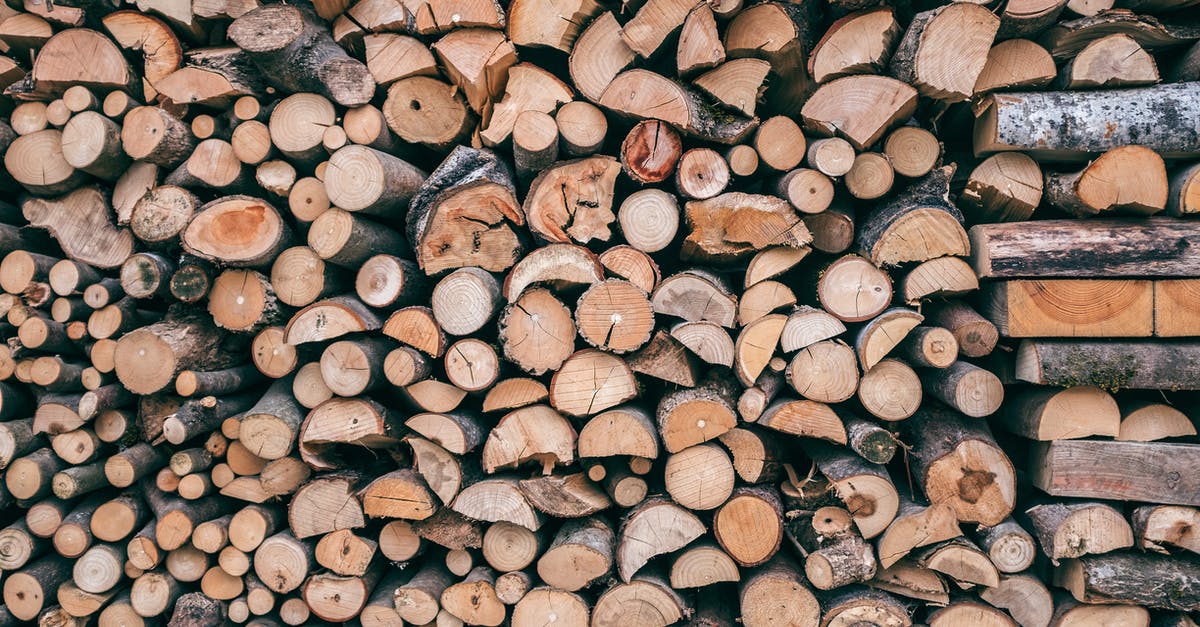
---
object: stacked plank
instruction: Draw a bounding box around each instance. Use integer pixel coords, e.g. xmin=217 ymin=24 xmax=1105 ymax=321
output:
xmin=0 ymin=0 xmax=1192 ymax=625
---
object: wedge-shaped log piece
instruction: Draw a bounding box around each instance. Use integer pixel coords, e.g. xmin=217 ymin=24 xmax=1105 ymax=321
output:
xmin=481 ymin=63 xmax=573 ymax=147
xmin=857 ymin=166 xmax=968 ymax=268
xmin=627 ymin=330 xmax=702 ymax=387
xmin=654 ymin=270 xmax=737 ymax=327
xmin=810 ymin=8 xmax=901 ymax=84
xmin=780 ymin=306 xmax=846 ymax=353
xmin=431 ymin=28 xmax=517 ymax=115
xmin=876 ymin=489 xmax=962 ymax=569
xmin=568 ymin=12 xmax=634 ymax=102
xmin=1027 ymin=501 xmax=1133 ymax=562
xmin=1057 ymin=33 xmax=1158 ymax=89
xmin=285 ymin=296 xmax=381 ymax=345
xmin=503 ymin=243 xmax=603 ymax=302
xmin=360 ymin=469 xmax=438 ymax=521
xmin=801 ymin=75 xmax=917 ymax=151
xmin=155 ymin=50 xmax=266 ymax=107
xmin=301 ymin=396 xmax=403 ymax=453
xmin=482 ymin=405 xmax=576 ymax=474
xmin=508 ymin=0 xmax=601 ymax=52
xmin=1118 ymin=401 xmax=1197 ymax=441
xmin=856 ymin=308 xmax=922 ymax=371
xmin=594 ymin=575 xmax=689 ymax=627
xmin=382 ymin=306 xmax=446 ymax=357
xmin=617 ymin=498 xmax=704 ymax=581
xmin=23 ymin=188 xmax=134 ymax=269
xmin=683 ymin=193 xmax=812 ymax=264
xmin=1032 ymin=440 xmax=1200 ymax=505
xmin=979 ymin=575 xmax=1053 ymax=627
xmin=404 ymin=436 xmax=465 ymax=507
xmin=1044 ymin=146 xmax=1167 ymax=216
xmin=1132 ymin=505 xmax=1200 ymax=554
xmin=658 ymin=375 xmax=738 ymax=453
xmin=518 ymin=473 xmax=611 ymax=518
xmin=693 ymin=59 xmax=770 ymax=117
xmin=549 ymin=349 xmax=637 ymax=417
xmin=889 ymin=3 xmax=999 ymax=102
xmin=900 ymin=257 xmax=978 ymax=305
xmin=524 ymin=157 xmax=620 ymax=244
xmin=758 ymin=399 xmax=847 ymax=444
xmin=1002 ymin=385 xmax=1119 ymax=440
xmin=20 ymin=29 xmax=136 ymax=98
xmin=103 ymin=11 xmax=182 ymax=87
xmin=453 ymin=476 xmax=544 ymax=531
xmin=537 ymin=517 xmax=613 ymax=591
xmin=869 ymin=558 xmax=949 ymax=605
xmin=670 ymin=543 xmax=739 ymax=588
xmin=735 ymin=314 xmax=786 ymax=387
xmin=577 ymin=406 xmax=659 ymax=460
xmin=974 ymin=38 xmax=1056 ymax=94
xmin=960 ymin=153 xmax=1044 ymax=223
xmin=916 ymin=538 xmax=999 ymax=588
xmin=482 ymin=378 xmax=547 ymax=413
xmin=1038 ymin=9 xmax=1199 ymax=60
xmin=599 ymin=70 xmax=758 ymax=144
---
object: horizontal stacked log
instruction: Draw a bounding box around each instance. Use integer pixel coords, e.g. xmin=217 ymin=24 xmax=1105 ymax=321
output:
xmin=0 ymin=0 xmax=1192 ymax=626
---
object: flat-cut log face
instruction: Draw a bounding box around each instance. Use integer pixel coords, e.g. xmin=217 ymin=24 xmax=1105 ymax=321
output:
xmin=925 ymin=440 xmax=1016 ymax=526
xmin=417 ymin=182 xmax=524 ymax=275
xmin=286 ymin=302 xmax=370 ymax=344
xmin=577 ymin=407 xmax=658 ymax=458
xmin=185 ymin=198 xmax=284 ymax=264
xmin=599 ymin=69 xmax=689 ymax=127
xmin=801 ymin=75 xmax=918 ymax=149
xmin=866 ymin=207 xmax=970 ymax=266
xmin=504 ymin=244 xmax=604 ymax=302
xmin=32 ymin=29 xmax=132 ymax=92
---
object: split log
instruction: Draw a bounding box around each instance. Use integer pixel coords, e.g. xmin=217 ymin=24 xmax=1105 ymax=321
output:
xmin=1043 ymin=146 xmax=1167 ymax=216
xmin=1028 ymin=501 xmax=1134 ymax=562
xmin=889 ymin=3 xmax=999 ymax=102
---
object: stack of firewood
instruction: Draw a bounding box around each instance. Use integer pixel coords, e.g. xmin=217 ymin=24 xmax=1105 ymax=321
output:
xmin=0 ymin=0 xmax=1196 ymax=624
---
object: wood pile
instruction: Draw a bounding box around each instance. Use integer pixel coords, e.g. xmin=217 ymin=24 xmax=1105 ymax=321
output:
xmin=0 ymin=0 xmax=1195 ymax=624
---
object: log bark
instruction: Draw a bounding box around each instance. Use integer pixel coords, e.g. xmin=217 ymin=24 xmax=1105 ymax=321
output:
xmin=975 ymin=82 xmax=1200 ymax=160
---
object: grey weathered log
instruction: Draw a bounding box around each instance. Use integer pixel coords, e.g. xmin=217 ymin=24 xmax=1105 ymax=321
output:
xmin=975 ymin=83 xmax=1200 ymax=160
xmin=1016 ymin=340 xmax=1200 ymax=390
